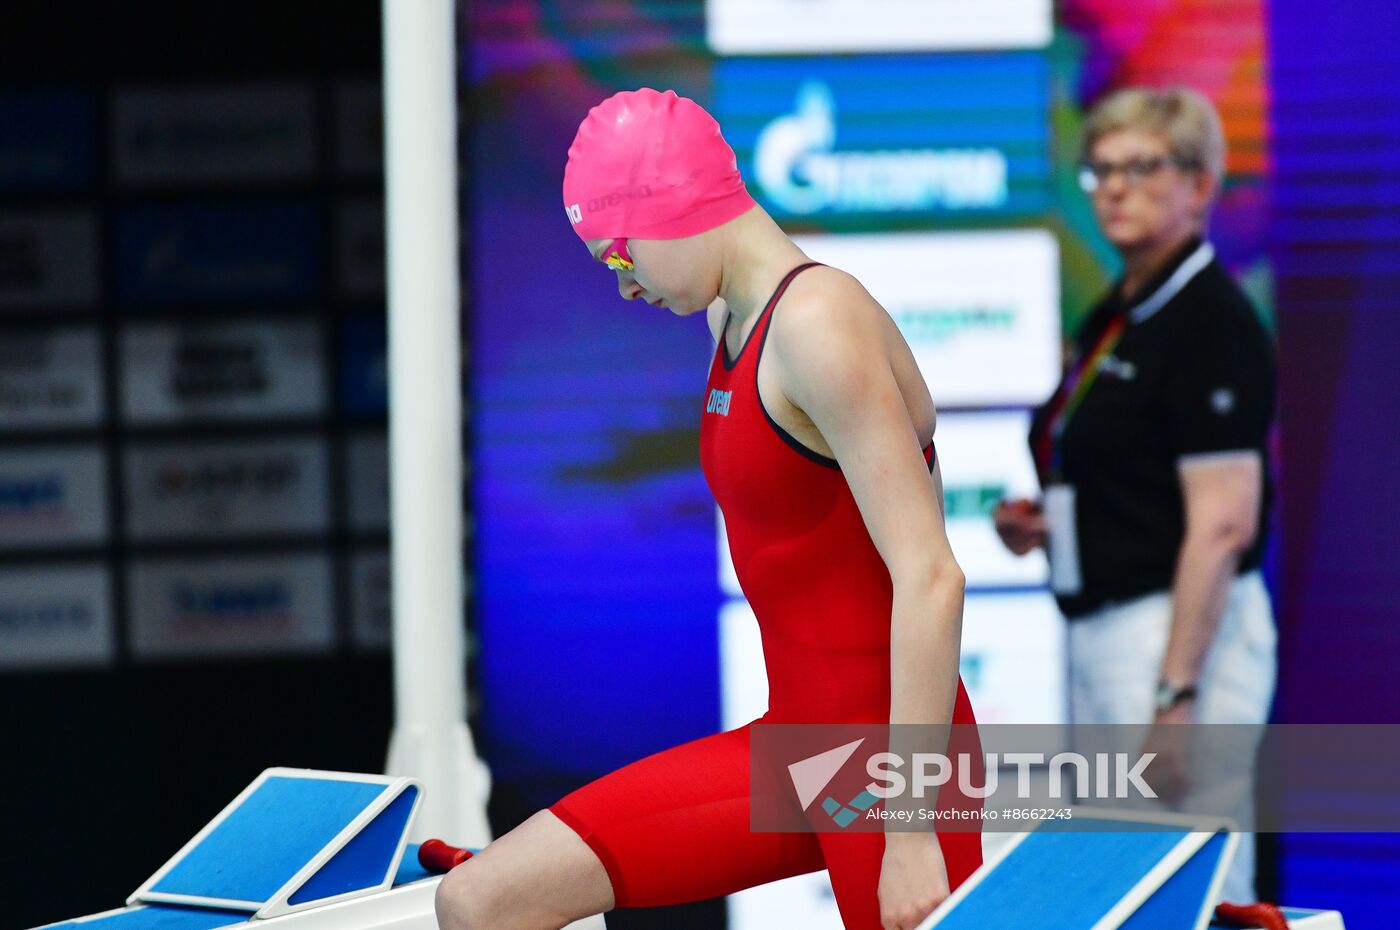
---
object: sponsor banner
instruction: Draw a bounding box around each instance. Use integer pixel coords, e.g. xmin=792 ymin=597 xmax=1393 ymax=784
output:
xmin=336 ymin=197 xmax=385 ymax=299
xmin=112 ymin=83 xmax=315 ymax=186
xmin=346 ymin=431 xmax=389 ymax=533
xmin=0 ymin=564 xmax=114 ymax=669
xmin=0 ymin=210 xmax=101 ymax=312
xmin=960 ymin=591 xmax=1065 ymax=725
xmin=0 ymin=90 xmax=98 ymax=192
xmin=792 ymin=230 xmax=1061 ymax=407
xmin=339 ymin=315 xmax=387 ymax=419
xmin=121 ymin=319 xmax=325 ymax=424
xmin=334 ymin=80 xmax=384 ymax=180
xmin=349 ymin=548 xmax=391 ymax=650
xmin=0 ymin=326 xmax=105 ymax=429
xmin=0 ymin=445 xmax=107 ymax=549
xmin=715 ymin=55 xmax=1049 ymax=225
xmin=128 ymin=552 xmax=335 ymax=660
xmin=124 ymin=436 xmax=330 ymax=542
xmin=708 ymin=0 xmax=1052 ymax=54
xmin=115 ymin=201 xmax=320 ymax=305
xmin=934 ymin=410 xmax=1050 ymax=588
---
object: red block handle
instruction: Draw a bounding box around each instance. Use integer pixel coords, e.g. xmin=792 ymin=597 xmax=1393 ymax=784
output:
xmin=419 ymin=838 xmax=474 ymax=873
xmin=1214 ymin=902 xmax=1289 ymax=930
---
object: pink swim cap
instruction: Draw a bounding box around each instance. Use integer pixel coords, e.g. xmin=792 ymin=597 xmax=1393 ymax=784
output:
xmin=563 ymin=88 xmax=756 ymax=241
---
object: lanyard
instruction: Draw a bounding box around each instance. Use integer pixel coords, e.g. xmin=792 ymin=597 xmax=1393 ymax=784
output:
xmin=1035 ymin=311 xmax=1128 ymax=481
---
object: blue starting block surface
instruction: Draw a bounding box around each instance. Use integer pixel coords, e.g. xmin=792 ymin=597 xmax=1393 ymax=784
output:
xmin=921 ymin=812 xmax=1229 ymax=930
xmin=129 ymin=769 xmax=423 ymax=920
xmin=919 ymin=809 xmax=1346 ymax=930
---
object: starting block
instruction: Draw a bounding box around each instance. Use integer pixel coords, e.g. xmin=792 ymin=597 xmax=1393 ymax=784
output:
xmin=918 ymin=809 xmax=1346 ymax=930
xmin=33 ymin=768 xmax=452 ymax=930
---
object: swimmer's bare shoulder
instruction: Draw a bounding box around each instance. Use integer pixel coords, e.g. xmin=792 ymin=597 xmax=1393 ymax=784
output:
xmin=768 ymin=265 xmax=936 ymax=436
xmin=769 ymin=265 xmax=892 ymax=372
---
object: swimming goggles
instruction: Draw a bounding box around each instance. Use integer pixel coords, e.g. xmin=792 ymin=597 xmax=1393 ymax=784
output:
xmin=602 ymin=238 xmax=634 ymax=272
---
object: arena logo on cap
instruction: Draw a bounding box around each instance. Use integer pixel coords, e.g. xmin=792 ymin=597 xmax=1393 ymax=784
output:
xmin=586 ymin=186 xmax=655 ymax=213
xmin=754 ymin=81 xmax=1006 ymax=216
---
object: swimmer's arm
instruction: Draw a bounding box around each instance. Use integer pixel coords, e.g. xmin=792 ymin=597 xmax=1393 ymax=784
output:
xmin=773 ymin=271 xmax=963 ymax=922
xmin=769 ymin=272 xmax=965 ymax=734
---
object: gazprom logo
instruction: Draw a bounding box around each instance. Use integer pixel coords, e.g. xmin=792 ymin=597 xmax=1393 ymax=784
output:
xmin=753 ymin=81 xmax=1008 ymax=215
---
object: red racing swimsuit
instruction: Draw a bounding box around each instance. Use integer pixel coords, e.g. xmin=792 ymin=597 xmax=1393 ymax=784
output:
xmin=549 ymin=263 xmax=983 ymax=926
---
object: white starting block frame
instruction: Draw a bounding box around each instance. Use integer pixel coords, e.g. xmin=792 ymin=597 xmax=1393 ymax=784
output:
xmin=130 ymin=769 xmax=423 ymax=919
xmin=33 ymin=768 xmax=441 ymax=930
xmin=33 ymin=768 xmax=608 ymax=930
xmin=917 ymin=808 xmax=1347 ymax=930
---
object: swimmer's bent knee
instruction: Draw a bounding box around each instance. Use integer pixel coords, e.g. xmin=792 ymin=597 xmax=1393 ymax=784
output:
xmin=435 ymin=861 xmax=492 ymax=930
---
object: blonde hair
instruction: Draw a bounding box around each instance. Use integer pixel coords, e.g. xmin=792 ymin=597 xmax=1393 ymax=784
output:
xmin=1080 ymin=86 xmax=1227 ymax=185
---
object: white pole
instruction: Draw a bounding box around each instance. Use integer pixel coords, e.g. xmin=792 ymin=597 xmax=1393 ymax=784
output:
xmin=381 ymin=7 xmax=607 ymax=925
xmin=382 ymin=0 xmax=492 ymax=849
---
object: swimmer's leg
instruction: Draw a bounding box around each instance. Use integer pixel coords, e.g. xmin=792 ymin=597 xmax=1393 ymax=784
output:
xmin=436 ymin=807 xmax=612 ymax=930
xmin=436 ymin=722 xmax=824 ymax=930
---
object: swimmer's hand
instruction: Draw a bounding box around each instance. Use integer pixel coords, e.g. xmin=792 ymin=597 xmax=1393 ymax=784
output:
xmin=878 ymin=832 xmax=950 ymax=930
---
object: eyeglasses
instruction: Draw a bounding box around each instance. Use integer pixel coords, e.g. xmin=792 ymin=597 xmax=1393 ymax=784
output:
xmin=601 ymin=238 xmax=634 ymax=272
xmin=1077 ymin=155 xmax=1199 ymax=193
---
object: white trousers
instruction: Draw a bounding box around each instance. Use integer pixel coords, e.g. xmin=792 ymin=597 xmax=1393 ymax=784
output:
xmin=1067 ymin=570 xmax=1278 ymax=904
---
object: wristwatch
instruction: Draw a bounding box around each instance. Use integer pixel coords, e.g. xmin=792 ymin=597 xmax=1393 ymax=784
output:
xmin=1153 ymin=680 xmax=1198 ymax=715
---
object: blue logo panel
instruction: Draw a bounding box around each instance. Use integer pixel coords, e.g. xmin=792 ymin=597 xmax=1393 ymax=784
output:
xmin=339 ymin=315 xmax=387 ymax=420
xmin=0 ymin=91 xmax=97 ymax=192
xmin=715 ymin=54 xmax=1050 ymax=226
xmin=116 ymin=202 xmax=321 ymax=306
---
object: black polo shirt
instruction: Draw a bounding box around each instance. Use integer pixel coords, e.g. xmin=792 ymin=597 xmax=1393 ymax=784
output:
xmin=1028 ymin=238 xmax=1276 ymax=619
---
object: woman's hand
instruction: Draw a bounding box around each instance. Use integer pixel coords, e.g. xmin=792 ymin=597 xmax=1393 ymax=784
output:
xmin=878 ymin=832 xmax=950 ymax=930
xmin=992 ymin=498 xmax=1047 ymax=555
xmin=1139 ymin=699 xmax=1196 ymax=803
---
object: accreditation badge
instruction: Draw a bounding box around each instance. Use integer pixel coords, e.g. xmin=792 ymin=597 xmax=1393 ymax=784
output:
xmin=1043 ymin=483 xmax=1083 ymax=595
